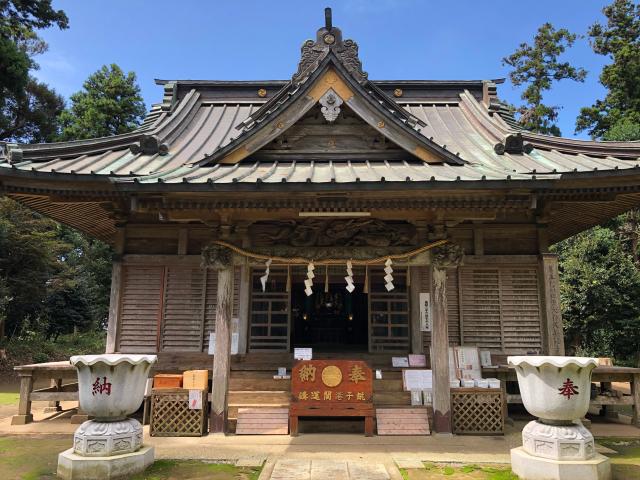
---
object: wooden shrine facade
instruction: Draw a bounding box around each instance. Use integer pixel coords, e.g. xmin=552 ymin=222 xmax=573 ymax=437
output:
xmin=2 ymin=9 xmax=640 ymax=434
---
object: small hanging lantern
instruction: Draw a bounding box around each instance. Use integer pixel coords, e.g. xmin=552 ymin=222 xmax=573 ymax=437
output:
xmin=345 ymin=260 xmax=355 ymax=293
xmin=384 ymin=258 xmax=394 ymax=291
xmin=260 ymin=258 xmax=272 ymax=292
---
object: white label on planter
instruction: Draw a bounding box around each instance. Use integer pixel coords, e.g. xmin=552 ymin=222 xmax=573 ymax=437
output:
xmin=189 ymin=390 xmax=202 ymax=410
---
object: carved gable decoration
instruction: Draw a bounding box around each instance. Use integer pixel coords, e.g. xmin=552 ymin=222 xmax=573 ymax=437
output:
xmin=319 ymin=89 xmax=343 ymax=122
xmin=293 ymin=9 xmax=367 ymax=85
xmin=249 ymin=219 xmax=417 ymax=248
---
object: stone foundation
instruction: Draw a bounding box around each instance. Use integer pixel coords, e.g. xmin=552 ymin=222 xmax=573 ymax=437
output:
xmin=57 ymin=445 xmax=154 ymax=480
xmin=511 ymin=447 xmax=611 ymax=480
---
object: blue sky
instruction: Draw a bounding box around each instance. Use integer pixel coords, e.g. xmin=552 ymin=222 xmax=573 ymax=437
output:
xmin=33 ymin=1 xmax=615 ymax=139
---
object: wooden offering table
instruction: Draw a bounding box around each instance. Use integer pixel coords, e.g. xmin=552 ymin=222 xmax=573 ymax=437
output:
xmin=290 ymin=360 xmax=374 ymax=436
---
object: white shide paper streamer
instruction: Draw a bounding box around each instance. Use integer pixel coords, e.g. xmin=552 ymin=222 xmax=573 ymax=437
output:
xmin=345 ymin=260 xmax=355 ymax=293
xmin=304 ymin=262 xmax=315 ymax=296
xmin=384 ymin=258 xmax=394 ymax=291
xmin=260 ymin=258 xmax=272 ymax=292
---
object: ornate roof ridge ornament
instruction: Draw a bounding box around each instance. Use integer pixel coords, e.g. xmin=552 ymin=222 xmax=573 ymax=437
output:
xmin=292 ymin=7 xmax=368 ymax=85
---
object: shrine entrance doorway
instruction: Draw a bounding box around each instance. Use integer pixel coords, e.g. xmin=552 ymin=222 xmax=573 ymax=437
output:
xmin=291 ymin=278 xmax=369 ymax=352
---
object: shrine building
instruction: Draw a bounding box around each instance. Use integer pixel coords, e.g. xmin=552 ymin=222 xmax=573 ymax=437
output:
xmin=3 ymin=10 xmax=640 ymax=435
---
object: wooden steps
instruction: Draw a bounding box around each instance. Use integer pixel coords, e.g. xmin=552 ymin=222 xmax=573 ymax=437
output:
xmin=376 ymin=408 xmax=430 ymax=435
xmin=235 ymin=407 xmax=289 ymax=435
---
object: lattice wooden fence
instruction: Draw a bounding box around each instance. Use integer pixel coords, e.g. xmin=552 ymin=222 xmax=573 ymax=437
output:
xmin=150 ymin=389 xmax=207 ymax=437
xmin=451 ymin=388 xmax=504 ymax=435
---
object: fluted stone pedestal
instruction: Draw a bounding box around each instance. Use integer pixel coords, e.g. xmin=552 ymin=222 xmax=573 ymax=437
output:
xmin=511 ymin=420 xmax=611 ymax=480
xmin=57 ymin=446 xmax=154 ymax=480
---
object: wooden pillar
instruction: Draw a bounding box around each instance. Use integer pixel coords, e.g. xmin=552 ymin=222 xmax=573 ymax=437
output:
xmin=208 ymin=246 xmax=235 ymax=434
xmin=105 ymin=228 xmax=125 ymax=354
xmin=409 ymin=266 xmax=423 ymax=354
xmin=431 ymin=265 xmax=451 ymax=433
xmin=632 ymin=373 xmax=640 ymax=427
xmin=430 ymin=243 xmax=464 ymax=434
xmin=43 ymin=378 xmax=63 ymax=413
xmin=237 ymin=264 xmax=250 ymax=354
xmin=539 ymin=253 xmax=565 ymax=355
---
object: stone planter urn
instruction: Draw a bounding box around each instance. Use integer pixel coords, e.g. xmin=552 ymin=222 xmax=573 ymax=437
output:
xmin=57 ymin=354 xmax=157 ymax=480
xmin=508 ymin=356 xmax=611 ymax=480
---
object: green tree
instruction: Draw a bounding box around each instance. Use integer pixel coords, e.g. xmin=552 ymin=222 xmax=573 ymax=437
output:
xmin=555 ymin=227 xmax=640 ymax=365
xmin=503 ymin=23 xmax=587 ymax=136
xmin=576 ymin=0 xmax=640 ymax=139
xmin=0 ymin=1 xmax=67 ymax=143
xmin=58 ymin=64 xmax=146 ymax=140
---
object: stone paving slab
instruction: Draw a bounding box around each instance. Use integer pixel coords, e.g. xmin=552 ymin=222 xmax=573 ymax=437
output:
xmin=269 ymin=459 xmax=311 ymax=480
xmin=236 ymin=455 xmax=267 ymax=467
xmin=310 ymin=460 xmax=349 ymax=480
xmin=393 ymin=456 xmax=425 ymax=469
xmin=347 ymin=461 xmax=390 ymax=480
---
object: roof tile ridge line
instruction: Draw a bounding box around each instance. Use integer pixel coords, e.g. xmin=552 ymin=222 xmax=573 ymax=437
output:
xmin=206 ymin=104 xmax=244 ymax=156
xmin=181 ymin=163 xmax=222 ymax=183
xmin=127 ymin=164 xmax=191 ymax=183
xmin=440 ymin=104 xmax=516 ymax=176
xmin=520 ymin=129 xmax=640 ymax=155
xmin=150 ymin=89 xmax=201 ymax=143
xmin=231 ymin=160 xmax=260 ymax=182
xmin=257 ymin=160 xmax=279 ymax=182
xmin=458 ymin=91 xmax=510 ymax=144
xmin=237 ymin=81 xmax=296 ymax=130
xmin=366 ymin=80 xmax=424 ymax=127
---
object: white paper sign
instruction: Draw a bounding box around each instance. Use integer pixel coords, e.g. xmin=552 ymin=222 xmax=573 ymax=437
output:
xmin=420 ymin=292 xmax=432 ymax=331
xmin=207 ymin=332 xmax=239 ymax=355
xmin=392 ymin=357 xmax=409 ymax=368
xmin=188 ymin=390 xmax=202 ymax=410
xmin=403 ymin=369 xmax=433 ymax=391
xmin=294 ymin=348 xmax=313 ymax=360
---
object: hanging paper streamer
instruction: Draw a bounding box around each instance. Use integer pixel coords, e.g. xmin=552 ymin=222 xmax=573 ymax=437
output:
xmin=324 ymin=265 xmax=329 ymax=293
xmin=345 ymin=260 xmax=355 ymax=293
xmin=260 ymin=258 xmax=272 ymax=292
xmin=384 ymin=258 xmax=394 ymax=291
xmin=304 ymin=262 xmax=315 ymax=296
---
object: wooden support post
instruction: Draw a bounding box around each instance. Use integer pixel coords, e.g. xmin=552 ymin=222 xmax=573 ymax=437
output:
xmin=105 ymin=228 xmax=125 ymax=354
xmin=43 ymin=378 xmax=63 ymax=413
xmin=431 ymin=265 xmax=452 ymax=434
xmin=430 ymin=243 xmax=464 ymax=435
xmin=209 ymin=246 xmax=235 ymax=434
xmin=12 ymin=373 xmax=34 ymax=425
xmin=539 ymin=253 xmax=565 ymax=355
xmin=632 ymin=373 xmax=640 ymax=428
xmin=410 ymin=266 xmax=423 ymax=354
xmin=237 ymin=264 xmax=250 ymax=354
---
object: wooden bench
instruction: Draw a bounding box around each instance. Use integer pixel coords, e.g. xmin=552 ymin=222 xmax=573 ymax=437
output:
xmin=289 ymin=403 xmax=374 ymax=436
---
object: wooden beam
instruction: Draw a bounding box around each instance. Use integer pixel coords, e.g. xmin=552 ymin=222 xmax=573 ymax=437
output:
xmin=430 ymin=265 xmax=451 ymax=433
xmin=539 ymin=253 xmax=565 ymax=355
xmin=409 ymin=267 xmax=423 ymax=354
xmin=210 ymin=264 xmax=235 ymax=434
xmin=105 ymin=228 xmax=125 ymax=353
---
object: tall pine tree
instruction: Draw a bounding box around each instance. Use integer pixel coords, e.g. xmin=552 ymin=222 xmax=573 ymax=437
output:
xmin=502 ymin=23 xmax=587 ymax=136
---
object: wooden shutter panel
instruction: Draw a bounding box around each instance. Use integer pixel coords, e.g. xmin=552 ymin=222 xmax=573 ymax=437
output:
xmin=500 ymin=267 xmax=542 ymax=353
xmin=118 ymin=265 xmax=163 ymax=353
xmin=460 ymin=268 xmax=502 ymax=349
xmin=160 ymin=267 xmax=206 ymax=351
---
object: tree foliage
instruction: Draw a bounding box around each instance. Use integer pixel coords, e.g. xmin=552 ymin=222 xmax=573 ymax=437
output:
xmin=555 ymin=227 xmax=640 ymax=364
xmin=502 ymin=23 xmax=587 ymax=136
xmin=576 ymin=0 xmax=640 ymax=139
xmin=0 ymin=1 xmax=67 ymax=143
xmin=57 ymin=64 xmax=146 ymax=140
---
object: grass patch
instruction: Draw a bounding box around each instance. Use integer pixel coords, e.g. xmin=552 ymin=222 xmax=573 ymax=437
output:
xmin=596 ymin=437 xmax=640 ymax=479
xmin=0 ymin=435 xmax=261 ymax=480
xmin=406 ymin=462 xmax=517 ymax=479
xmin=0 ymin=392 xmax=19 ymax=405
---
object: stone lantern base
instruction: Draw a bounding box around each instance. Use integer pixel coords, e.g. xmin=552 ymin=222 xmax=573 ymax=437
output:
xmin=57 ymin=445 xmax=154 ymax=480
xmin=511 ymin=447 xmax=611 ymax=480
